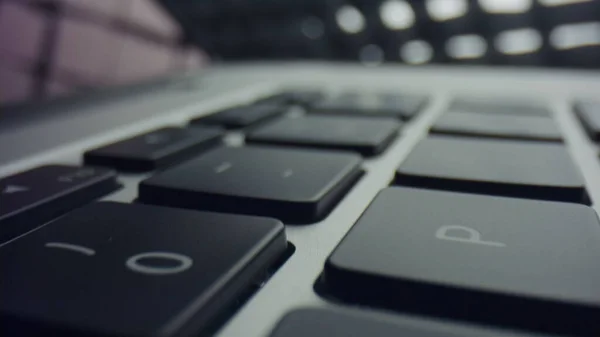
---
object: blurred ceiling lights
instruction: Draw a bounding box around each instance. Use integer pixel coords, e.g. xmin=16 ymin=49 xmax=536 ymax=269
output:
xmin=426 ymin=0 xmax=468 ymax=22
xmin=379 ymin=0 xmax=415 ymax=30
xmin=495 ymin=28 xmax=543 ymax=54
xmin=538 ymin=0 xmax=592 ymax=6
xmin=479 ymin=0 xmax=533 ymax=13
xmin=447 ymin=34 xmax=488 ymax=59
xmin=400 ymin=40 xmax=433 ymax=64
xmin=336 ymin=5 xmax=365 ymax=34
xmin=550 ymin=22 xmax=600 ymax=49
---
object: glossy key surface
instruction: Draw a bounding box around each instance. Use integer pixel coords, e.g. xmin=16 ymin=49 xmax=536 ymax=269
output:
xmin=395 ymin=136 xmax=587 ymax=203
xmin=431 ymin=111 xmax=562 ymax=142
xmin=0 ymin=202 xmax=286 ymax=337
xmin=190 ymin=104 xmax=284 ymax=129
xmin=139 ymin=146 xmax=362 ymax=223
xmin=324 ymin=187 xmax=600 ymax=336
xmin=0 ymin=165 xmax=119 ymax=242
xmin=449 ymin=99 xmax=550 ymax=116
xmin=247 ymin=115 xmax=400 ymax=156
xmin=269 ymin=308 xmax=552 ymax=337
xmin=84 ymin=127 xmax=222 ymax=172
xmin=574 ymin=101 xmax=600 ymax=141
xmin=311 ymin=93 xmax=426 ymax=120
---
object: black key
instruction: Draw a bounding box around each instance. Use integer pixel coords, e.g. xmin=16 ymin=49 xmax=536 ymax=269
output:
xmin=379 ymin=93 xmax=428 ymax=120
xmin=282 ymin=90 xmax=324 ymax=106
xmin=450 ymin=99 xmax=549 ymax=116
xmin=247 ymin=115 xmax=400 ymax=156
xmin=312 ymin=93 xmax=426 ymax=120
xmin=395 ymin=136 xmax=587 ymax=204
xmin=574 ymin=101 xmax=600 ymax=141
xmin=324 ymin=187 xmax=600 ymax=336
xmin=253 ymin=93 xmax=290 ymax=106
xmin=256 ymin=90 xmax=324 ymax=107
xmin=431 ymin=111 xmax=562 ymax=142
xmin=269 ymin=308 xmax=549 ymax=337
xmin=139 ymin=146 xmax=362 ymax=223
xmin=0 ymin=202 xmax=286 ymax=337
xmin=84 ymin=126 xmax=222 ymax=172
xmin=190 ymin=103 xmax=284 ymax=129
xmin=0 ymin=165 xmax=119 ymax=242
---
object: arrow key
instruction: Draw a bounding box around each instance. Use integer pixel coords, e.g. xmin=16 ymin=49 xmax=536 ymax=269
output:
xmin=0 ymin=165 xmax=120 ymax=242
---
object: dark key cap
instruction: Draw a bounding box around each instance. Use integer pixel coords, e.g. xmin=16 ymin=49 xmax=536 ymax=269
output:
xmin=282 ymin=90 xmax=324 ymax=106
xmin=395 ymin=136 xmax=587 ymax=204
xmin=269 ymin=308 xmax=550 ymax=337
xmin=253 ymin=93 xmax=291 ymax=106
xmin=256 ymin=90 xmax=324 ymax=107
xmin=0 ymin=165 xmax=119 ymax=242
xmin=84 ymin=126 xmax=222 ymax=172
xmin=139 ymin=146 xmax=362 ymax=223
xmin=312 ymin=93 xmax=426 ymax=120
xmin=247 ymin=115 xmax=400 ymax=156
xmin=0 ymin=202 xmax=286 ymax=337
xmin=190 ymin=103 xmax=284 ymax=129
xmin=379 ymin=93 xmax=428 ymax=120
xmin=431 ymin=111 xmax=562 ymax=142
xmin=324 ymin=187 xmax=600 ymax=336
xmin=450 ymin=99 xmax=550 ymax=116
xmin=574 ymin=101 xmax=600 ymax=141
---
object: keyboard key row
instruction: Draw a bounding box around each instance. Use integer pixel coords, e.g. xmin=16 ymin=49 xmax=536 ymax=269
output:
xmin=3 ymin=133 xmax=588 ymax=245
xmin=84 ymin=115 xmax=400 ymax=175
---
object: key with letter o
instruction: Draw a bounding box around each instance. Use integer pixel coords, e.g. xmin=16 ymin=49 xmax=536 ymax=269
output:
xmin=0 ymin=202 xmax=287 ymax=337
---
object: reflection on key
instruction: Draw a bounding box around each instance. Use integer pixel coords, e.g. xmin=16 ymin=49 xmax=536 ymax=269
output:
xmin=214 ymin=162 xmax=232 ymax=173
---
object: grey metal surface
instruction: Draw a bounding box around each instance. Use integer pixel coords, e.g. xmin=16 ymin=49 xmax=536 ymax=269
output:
xmin=2 ymin=63 xmax=600 ymax=337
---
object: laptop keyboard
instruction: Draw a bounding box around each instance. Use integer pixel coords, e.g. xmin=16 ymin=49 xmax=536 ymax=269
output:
xmin=1 ymin=82 xmax=600 ymax=337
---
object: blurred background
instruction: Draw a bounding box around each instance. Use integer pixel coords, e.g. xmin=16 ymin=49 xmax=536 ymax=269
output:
xmin=1 ymin=0 xmax=599 ymax=106
xmin=0 ymin=0 xmax=206 ymax=105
